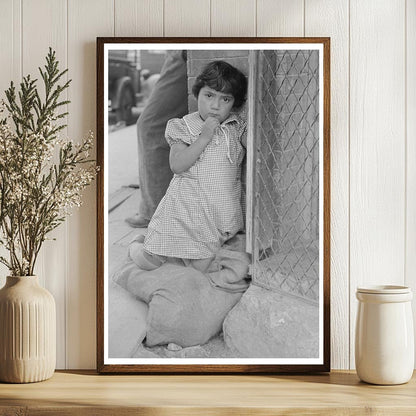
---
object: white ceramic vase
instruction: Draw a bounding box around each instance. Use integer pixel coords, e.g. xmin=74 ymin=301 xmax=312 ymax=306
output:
xmin=0 ymin=276 xmax=56 ymax=383
xmin=355 ymin=285 xmax=414 ymax=385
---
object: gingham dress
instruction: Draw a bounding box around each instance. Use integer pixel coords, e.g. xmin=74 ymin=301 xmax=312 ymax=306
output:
xmin=143 ymin=111 xmax=246 ymax=259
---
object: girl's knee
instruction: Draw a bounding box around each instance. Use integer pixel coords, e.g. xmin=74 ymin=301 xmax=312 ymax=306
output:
xmin=129 ymin=241 xmax=165 ymax=271
xmin=190 ymin=257 xmax=214 ymax=273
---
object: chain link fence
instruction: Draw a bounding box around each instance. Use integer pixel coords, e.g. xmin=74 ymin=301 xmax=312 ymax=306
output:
xmin=251 ymin=50 xmax=320 ymax=303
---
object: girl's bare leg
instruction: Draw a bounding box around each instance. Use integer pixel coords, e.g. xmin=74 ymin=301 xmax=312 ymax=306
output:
xmin=190 ymin=257 xmax=214 ymax=273
xmin=129 ymin=235 xmax=166 ymax=271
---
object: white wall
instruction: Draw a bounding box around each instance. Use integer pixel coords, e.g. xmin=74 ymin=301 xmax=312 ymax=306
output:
xmin=0 ymin=0 xmax=414 ymax=370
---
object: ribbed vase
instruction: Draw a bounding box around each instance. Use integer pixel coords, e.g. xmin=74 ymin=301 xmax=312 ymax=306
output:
xmin=0 ymin=276 xmax=56 ymax=383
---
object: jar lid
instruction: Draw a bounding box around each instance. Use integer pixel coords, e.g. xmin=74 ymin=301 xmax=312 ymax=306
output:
xmin=357 ymin=285 xmax=411 ymax=294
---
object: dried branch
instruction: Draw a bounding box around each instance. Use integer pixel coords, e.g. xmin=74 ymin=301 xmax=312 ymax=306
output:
xmin=0 ymin=48 xmax=97 ymax=276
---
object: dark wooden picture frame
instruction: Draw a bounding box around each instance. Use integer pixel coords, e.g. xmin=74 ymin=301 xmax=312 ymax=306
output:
xmin=97 ymin=37 xmax=330 ymax=374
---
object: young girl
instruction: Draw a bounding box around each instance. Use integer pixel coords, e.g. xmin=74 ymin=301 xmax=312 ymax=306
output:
xmin=129 ymin=60 xmax=248 ymax=273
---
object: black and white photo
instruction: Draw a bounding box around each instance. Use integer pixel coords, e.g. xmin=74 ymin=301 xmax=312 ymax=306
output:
xmin=96 ymin=38 xmax=330 ymax=373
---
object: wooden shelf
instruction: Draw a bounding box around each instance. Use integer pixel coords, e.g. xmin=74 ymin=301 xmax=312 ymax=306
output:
xmin=0 ymin=370 xmax=415 ymax=415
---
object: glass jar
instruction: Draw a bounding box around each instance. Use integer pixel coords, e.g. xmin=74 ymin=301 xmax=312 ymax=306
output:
xmin=355 ymin=285 xmax=414 ymax=385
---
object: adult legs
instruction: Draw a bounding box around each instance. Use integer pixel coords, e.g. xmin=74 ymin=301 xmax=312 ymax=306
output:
xmin=126 ymin=50 xmax=188 ymax=227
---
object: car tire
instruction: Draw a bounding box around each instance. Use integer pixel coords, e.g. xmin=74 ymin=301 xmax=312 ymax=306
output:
xmin=116 ymin=85 xmax=135 ymax=125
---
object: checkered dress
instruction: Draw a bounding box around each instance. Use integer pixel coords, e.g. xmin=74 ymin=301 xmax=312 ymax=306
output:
xmin=144 ymin=111 xmax=246 ymax=259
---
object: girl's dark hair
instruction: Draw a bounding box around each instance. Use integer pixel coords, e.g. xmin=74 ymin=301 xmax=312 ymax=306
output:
xmin=192 ymin=60 xmax=247 ymax=109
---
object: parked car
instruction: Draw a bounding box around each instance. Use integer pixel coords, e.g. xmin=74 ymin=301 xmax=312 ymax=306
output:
xmin=108 ymin=50 xmax=165 ymax=126
xmin=108 ymin=50 xmax=141 ymax=125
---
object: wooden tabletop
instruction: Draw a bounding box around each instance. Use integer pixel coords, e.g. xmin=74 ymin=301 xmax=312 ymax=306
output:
xmin=0 ymin=370 xmax=415 ymax=415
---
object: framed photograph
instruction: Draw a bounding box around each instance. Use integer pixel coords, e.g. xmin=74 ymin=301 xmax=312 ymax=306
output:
xmin=96 ymin=37 xmax=330 ymax=373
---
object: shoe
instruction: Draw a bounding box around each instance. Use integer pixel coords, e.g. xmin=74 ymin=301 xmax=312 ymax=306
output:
xmin=125 ymin=213 xmax=150 ymax=228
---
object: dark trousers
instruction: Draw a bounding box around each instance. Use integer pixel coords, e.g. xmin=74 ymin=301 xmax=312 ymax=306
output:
xmin=136 ymin=50 xmax=188 ymax=219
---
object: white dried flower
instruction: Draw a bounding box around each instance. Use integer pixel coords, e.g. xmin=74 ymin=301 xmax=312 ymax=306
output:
xmin=0 ymin=49 xmax=98 ymax=276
